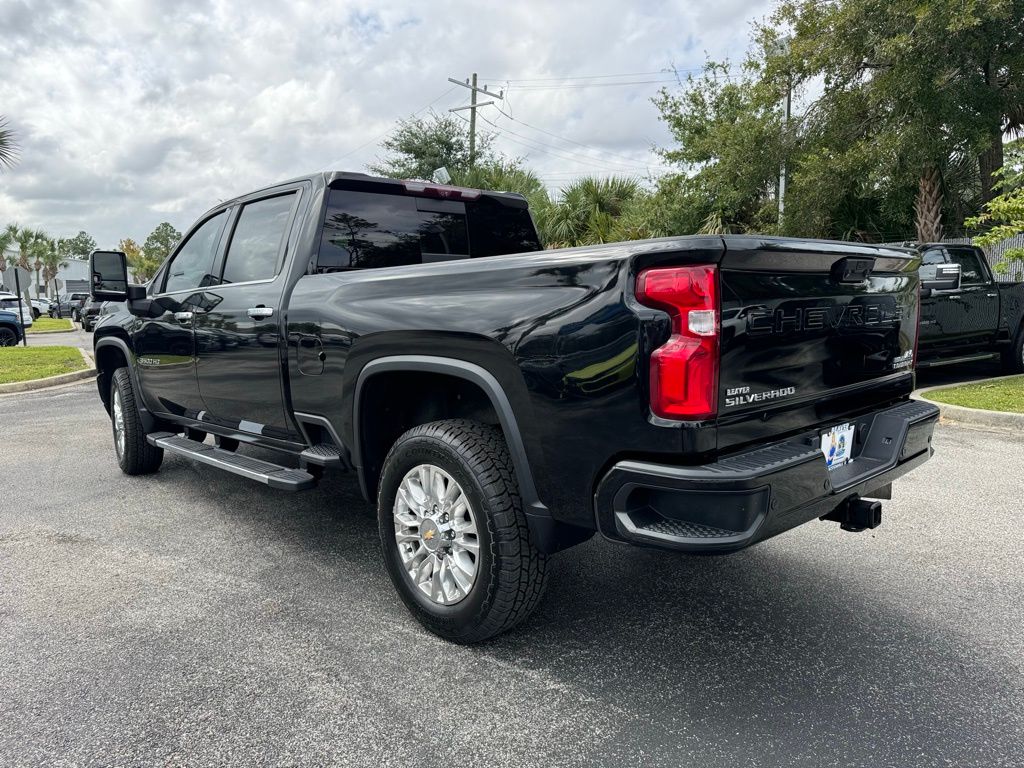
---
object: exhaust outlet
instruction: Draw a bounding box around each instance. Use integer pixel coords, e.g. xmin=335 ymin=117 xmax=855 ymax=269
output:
xmin=822 ymin=498 xmax=882 ymax=533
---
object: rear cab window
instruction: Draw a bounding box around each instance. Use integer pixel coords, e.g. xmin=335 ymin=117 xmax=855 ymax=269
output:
xmin=315 ymin=184 xmax=541 ymax=273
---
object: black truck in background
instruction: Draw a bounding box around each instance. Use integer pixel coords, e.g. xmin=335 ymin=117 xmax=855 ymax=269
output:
xmin=916 ymin=242 xmax=1024 ymax=373
xmin=89 ymin=172 xmax=940 ymax=642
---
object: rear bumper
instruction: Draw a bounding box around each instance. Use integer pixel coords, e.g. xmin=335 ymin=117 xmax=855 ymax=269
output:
xmin=594 ymin=400 xmax=939 ymax=552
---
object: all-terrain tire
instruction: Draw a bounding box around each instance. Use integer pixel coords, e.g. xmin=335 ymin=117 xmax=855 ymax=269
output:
xmin=110 ymin=367 xmax=163 ymax=475
xmin=377 ymin=419 xmax=548 ymax=643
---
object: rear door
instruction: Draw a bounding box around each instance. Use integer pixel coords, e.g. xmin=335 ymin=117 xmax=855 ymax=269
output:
xmin=193 ymin=187 xmax=303 ymax=441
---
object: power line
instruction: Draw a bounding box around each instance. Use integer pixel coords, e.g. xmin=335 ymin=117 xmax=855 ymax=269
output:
xmin=491 ymin=104 xmax=667 ymax=167
xmin=509 ymin=79 xmax=680 ymax=91
xmin=479 ymin=70 xmax=670 ymax=82
xmin=322 ymin=85 xmax=459 ymax=167
xmin=479 ymin=112 xmax=670 ymax=173
xmin=477 ymin=67 xmax=732 ymax=83
xmin=477 ymin=112 xmax=666 ymax=175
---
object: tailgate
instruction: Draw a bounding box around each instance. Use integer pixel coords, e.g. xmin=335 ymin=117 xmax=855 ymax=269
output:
xmin=717 ymin=239 xmax=921 ymax=452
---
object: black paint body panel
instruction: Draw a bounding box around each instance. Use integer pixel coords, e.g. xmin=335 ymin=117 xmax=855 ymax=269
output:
xmin=95 ymin=172 xmax=932 ymax=549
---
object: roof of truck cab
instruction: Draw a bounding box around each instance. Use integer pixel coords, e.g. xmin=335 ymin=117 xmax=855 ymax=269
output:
xmin=210 ymin=171 xmax=530 ymax=212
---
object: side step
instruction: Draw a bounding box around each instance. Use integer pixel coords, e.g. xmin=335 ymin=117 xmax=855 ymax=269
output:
xmin=147 ymin=432 xmax=317 ymax=491
xmin=300 ymin=443 xmax=343 ymax=468
xmin=917 ymin=351 xmax=1000 ymax=368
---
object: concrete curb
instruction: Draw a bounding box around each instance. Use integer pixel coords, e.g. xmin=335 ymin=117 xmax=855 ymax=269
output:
xmin=0 ymin=347 xmax=95 ymax=395
xmin=913 ymin=374 xmax=1024 ymax=432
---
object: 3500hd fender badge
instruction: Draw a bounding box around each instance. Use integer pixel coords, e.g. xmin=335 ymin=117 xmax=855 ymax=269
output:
xmin=725 ymin=385 xmax=797 ymax=408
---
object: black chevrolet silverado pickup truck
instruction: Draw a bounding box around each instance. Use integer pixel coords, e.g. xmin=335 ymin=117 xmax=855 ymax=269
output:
xmin=916 ymin=242 xmax=1024 ymax=373
xmin=89 ymin=171 xmax=940 ymax=642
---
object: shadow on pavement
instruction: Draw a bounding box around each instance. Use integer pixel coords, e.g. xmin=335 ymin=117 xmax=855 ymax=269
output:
xmin=150 ymin=451 xmax=1019 ymax=766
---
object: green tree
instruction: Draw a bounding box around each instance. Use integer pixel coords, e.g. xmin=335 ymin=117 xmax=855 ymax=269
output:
xmin=143 ymin=222 xmax=181 ymax=266
xmin=0 ymin=116 xmax=17 ymax=170
xmin=766 ymin=0 xmax=1024 ymax=241
xmin=57 ymin=230 xmax=97 ymax=260
xmin=450 ymin=159 xmax=550 ymax=211
xmin=2 ymin=224 xmax=45 ymax=305
xmin=120 ymin=237 xmax=160 ymax=282
xmin=653 ymin=62 xmax=786 ymax=237
xmin=652 ymin=1 xmax=1024 ymax=242
xmin=34 ymin=237 xmax=68 ymax=297
xmin=532 ymin=176 xmax=644 ymax=248
xmin=370 ymin=111 xmax=495 ymax=180
xmin=967 ymin=141 xmax=1024 ymax=273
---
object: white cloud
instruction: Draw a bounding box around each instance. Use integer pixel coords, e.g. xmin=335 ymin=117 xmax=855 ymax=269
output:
xmin=0 ymin=0 xmax=772 ymax=245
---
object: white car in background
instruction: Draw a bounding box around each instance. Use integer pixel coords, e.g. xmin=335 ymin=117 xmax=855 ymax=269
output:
xmin=29 ymin=297 xmax=51 ymax=318
xmin=0 ymin=293 xmax=34 ymax=328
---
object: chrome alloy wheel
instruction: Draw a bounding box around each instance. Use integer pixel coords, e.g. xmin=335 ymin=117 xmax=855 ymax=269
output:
xmin=112 ymin=388 xmax=126 ymax=458
xmin=393 ymin=464 xmax=480 ymax=606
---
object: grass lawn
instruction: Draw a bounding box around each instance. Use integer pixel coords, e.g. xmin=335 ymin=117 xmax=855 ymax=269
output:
xmin=926 ymin=375 xmax=1024 ymax=414
xmin=27 ymin=316 xmax=74 ymax=333
xmin=0 ymin=346 xmax=86 ymax=384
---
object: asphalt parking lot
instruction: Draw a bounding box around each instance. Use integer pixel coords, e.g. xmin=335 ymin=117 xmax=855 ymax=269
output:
xmin=1 ymin=382 xmax=1022 ymax=767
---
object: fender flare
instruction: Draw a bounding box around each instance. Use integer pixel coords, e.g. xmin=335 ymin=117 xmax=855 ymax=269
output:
xmin=352 ymin=354 xmax=550 ymax=522
xmin=94 ymin=336 xmax=157 ymax=432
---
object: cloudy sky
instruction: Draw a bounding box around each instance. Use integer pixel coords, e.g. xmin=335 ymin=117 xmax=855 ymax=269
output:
xmin=0 ymin=0 xmax=772 ymax=247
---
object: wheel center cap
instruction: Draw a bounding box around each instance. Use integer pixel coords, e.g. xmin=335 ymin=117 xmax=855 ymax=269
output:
xmin=420 ymin=518 xmax=441 ymax=551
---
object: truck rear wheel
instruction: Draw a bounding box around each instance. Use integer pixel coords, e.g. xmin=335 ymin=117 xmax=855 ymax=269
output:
xmin=110 ymin=368 xmax=163 ymax=475
xmin=377 ymin=419 xmax=548 ymax=643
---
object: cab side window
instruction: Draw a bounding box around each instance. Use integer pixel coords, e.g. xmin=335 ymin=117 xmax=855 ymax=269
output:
xmin=946 ymin=248 xmax=989 ymax=286
xmin=220 ymin=193 xmax=297 ymax=284
xmin=162 ymin=211 xmax=228 ymax=294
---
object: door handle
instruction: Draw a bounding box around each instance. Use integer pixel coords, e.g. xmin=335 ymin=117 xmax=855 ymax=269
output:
xmin=986 ymin=293 xmax=998 ymax=298
xmin=247 ymin=306 xmax=274 ymax=319
xmin=173 ymin=311 xmax=194 ymax=323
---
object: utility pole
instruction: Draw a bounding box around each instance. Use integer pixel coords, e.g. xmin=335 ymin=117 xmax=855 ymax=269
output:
xmin=778 ymin=77 xmax=791 ymax=227
xmin=448 ymin=74 xmax=503 ymax=167
xmin=774 ymin=35 xmax=793 ymax=228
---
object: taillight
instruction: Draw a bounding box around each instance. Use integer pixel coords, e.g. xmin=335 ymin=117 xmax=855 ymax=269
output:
xmin=635 ymin=265 xmax=719 ymax=420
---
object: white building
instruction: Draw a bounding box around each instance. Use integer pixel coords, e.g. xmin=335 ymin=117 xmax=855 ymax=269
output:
xmin=2 ymin=243 xmax=91 ymax=298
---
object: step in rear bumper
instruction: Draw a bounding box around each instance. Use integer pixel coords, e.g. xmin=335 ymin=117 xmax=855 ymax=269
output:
xmin=594 ymin=400 xmax=940 ymax=552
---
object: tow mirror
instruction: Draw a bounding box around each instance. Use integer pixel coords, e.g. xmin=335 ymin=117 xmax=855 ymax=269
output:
xmin=90 ymin=250 xmax=129 ymax=300
xmin=920 ymin=263 xmax=961 ymax=294
xmin=90 ymin=250 xmax=147 ymax=303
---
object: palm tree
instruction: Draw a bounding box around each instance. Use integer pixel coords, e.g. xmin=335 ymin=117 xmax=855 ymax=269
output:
xmin=533 ymin=176 xmax=642 ymax=247
xmin=32 ymin=236 xmax=66 ymax=299
xmin=0 ymin=117 xmax=17 ymax=170
xmin=3 ymin=224 xmax=45 ymax=306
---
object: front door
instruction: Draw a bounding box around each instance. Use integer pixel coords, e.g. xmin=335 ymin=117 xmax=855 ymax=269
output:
xmin=944 ymin=246 xmax=999 ymax=347
xmin=133 ymin=210 xmax=229 ymax=418
xmin=194 ymin=189 xmax=302 ymax=441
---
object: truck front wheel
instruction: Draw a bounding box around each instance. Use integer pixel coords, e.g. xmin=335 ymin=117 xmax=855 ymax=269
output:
xmin=110 ymin=368 xmax=163 ymax=475
xmin=1003 ymin=325 xmax=1024 ymax=374
xmin=377 ymin=419 xmax=548 ymax=643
